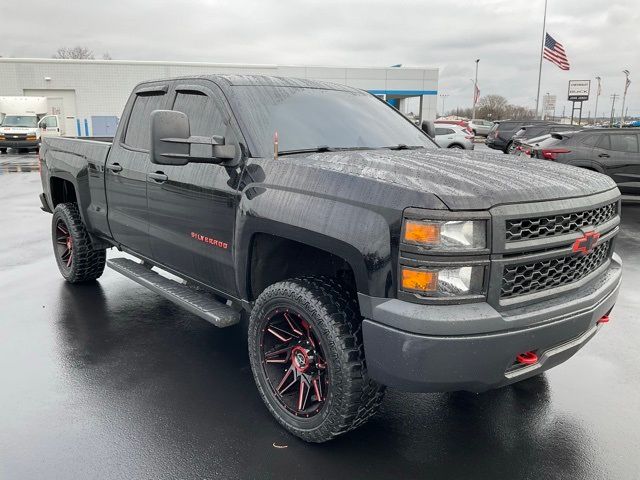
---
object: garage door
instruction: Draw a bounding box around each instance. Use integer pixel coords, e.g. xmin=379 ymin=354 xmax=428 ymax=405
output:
xmin=23 ymin=89 xmax=77 ymax=136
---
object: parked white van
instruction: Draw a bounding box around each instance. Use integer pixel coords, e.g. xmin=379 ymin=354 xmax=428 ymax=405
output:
xmin=0 ymin=96 xmax=62 ymax=152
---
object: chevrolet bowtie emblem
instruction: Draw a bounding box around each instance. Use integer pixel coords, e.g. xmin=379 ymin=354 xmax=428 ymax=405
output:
xmin=572 ymin=231 xmax=600 ymax=255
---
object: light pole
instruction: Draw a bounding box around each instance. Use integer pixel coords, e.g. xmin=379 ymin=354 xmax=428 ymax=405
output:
xmin=610 ymin=94 xmax=619 ymax=126
xmin=439 ymin=94 xmax=449 ymax=117
xmin=620 ymin=70 xmax=630 ymax=128
xmin=594 ymin=76 xmax=601 ymax=125
xmin=472 ymin=59 xmax=480 ymax=120
xmin=542 ymin=92 xmax=550 ymax=120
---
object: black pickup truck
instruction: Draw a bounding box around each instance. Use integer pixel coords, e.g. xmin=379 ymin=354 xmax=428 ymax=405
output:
xmin=39 ymin=75 xmax=622 ymax=442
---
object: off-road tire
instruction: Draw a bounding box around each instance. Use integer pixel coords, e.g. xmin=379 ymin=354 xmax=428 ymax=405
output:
xmin=248 ymin=277 xmax=385 ymax=443
xmin=51 ymin=202 xmax=106 ymax=283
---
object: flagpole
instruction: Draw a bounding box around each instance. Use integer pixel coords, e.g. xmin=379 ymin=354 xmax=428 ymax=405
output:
xmin=472 ymin=59 xmax=479 ymax=120
xmin=534 ymin=0 xmax=548 ymax=119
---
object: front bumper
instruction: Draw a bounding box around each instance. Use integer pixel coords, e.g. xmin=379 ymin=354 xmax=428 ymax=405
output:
xmin=359 ymin=254 xmax=622 ymax=393
xmin=0 ymin=139 xmax=39 ymax=149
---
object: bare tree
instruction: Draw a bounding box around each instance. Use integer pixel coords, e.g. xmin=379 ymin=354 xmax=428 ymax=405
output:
xmin=441 ymin=95 xmax=535 ymax=121
xmin=101 ymin=52 xmax=113 ymax=60
xmin=53 ymin=46 xmax=95 ymax=59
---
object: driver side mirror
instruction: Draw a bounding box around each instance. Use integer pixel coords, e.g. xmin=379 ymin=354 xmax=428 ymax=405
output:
xmin=150 ymin=110 xmax=236 ymax=166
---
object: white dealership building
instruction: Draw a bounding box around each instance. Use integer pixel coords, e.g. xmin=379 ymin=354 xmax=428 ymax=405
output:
xmin=0 ymin=58 xmax=438 ymax=137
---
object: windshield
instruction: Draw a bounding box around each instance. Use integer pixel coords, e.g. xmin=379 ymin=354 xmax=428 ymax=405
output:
xmin=230 ymin=86 xmax=437 ymax=157
xmin=1 ymin=115 xmax=38 ymax=128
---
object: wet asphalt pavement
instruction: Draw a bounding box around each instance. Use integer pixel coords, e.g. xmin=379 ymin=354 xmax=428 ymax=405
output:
xmin=1 ymin=152 xmax=639 ymax=480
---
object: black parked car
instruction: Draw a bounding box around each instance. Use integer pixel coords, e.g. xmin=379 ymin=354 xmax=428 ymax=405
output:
xmin=486 ymin=119 xmax=550 ymax=153
xmin=509 ymin=123 xmax=583 ymax=154
xmin=530 ymin=129 xmax=640 ymax=196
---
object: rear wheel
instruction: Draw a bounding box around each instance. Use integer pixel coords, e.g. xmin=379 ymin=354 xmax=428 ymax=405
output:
xmin=0 ymin=148 xmax=6 ymax=154
xmin=51 ymin=203 xmax=106 ymax=283
xmin=248 ymin=277 xmax=385 ymax=442
xmin=505 ymin=142 xmax=515 ymax=154
xmin=448 ymin=144 xmax=464 ymax=149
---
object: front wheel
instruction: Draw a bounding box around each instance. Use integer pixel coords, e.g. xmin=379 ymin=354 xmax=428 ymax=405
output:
xmin=52 ymin=203 xmax=106 ymax=283
xmin=448 ymin=144 xmax=464 ymax=149
xmin=248 ymin=277 xmax=385 ymax=442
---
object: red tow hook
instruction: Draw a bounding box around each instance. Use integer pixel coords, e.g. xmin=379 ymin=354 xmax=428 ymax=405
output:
xmin=597 ymin=315 xmax=610 ymax=325
xmin=516 ymin=351 xmax=538 ymax=365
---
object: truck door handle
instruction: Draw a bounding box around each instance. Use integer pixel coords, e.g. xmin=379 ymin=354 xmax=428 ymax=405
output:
xmin=107 ymin=163 xmax=123 ymax=173
xmin=598 ymin=153 xmax=610 ymax=158
xmin=148 ymin=171 xmax=168 ymax=183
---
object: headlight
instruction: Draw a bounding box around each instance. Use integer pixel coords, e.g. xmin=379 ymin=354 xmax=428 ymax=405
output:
xmin=401 ymin=265 xmax=485 ymax=297
xmin=403 ymin=219 xmax=486 ymax=251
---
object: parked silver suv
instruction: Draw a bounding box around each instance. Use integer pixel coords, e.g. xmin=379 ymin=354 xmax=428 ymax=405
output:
xmin=434 ymin=125 xmax=475 ymax=149
xmin=469 ymin=119 xmax=494 ymax=137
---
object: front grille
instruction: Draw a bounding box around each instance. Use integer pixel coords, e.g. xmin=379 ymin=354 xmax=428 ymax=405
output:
xmin=4 ymin=134 xmax=27 ymax=140
xmin=505 ymin=202 xmax=617 ymax=242
xmin=501 ymin=240 xmax=611 ymax=298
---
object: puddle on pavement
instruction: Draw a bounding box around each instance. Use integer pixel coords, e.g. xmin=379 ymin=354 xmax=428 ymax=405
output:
xmin=0 ymin=164 xmax=39 ymax=173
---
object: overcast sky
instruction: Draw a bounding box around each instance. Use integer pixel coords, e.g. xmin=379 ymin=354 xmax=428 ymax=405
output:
xmin=2 ymin=0 xmax=638 ymax=117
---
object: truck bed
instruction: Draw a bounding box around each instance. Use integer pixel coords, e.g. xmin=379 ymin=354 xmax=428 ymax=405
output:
xmin=41 ymin=136 xmax=113 ymax=238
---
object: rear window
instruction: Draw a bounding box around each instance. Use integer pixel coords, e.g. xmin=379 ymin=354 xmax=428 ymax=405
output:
xmin=536 ymin=136 xmax=563 ymax=149
xmin=124 ymin=92 xmax=166 ymax=150
xmin=524 ymin=126 xmax=549 ymax=138
xmin=580 ymin=134 xmax=600 ymax=147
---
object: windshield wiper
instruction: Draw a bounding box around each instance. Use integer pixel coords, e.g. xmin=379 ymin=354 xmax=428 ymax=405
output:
xmin=278 ymin=146 xmax=378 ymax=157
xmin=278 ymin=146 xmax=334 ymax=157
xmin=382 ymin=144 xmax=425 ymax=150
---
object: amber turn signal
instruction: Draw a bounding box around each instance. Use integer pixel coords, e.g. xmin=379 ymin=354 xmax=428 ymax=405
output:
xmin=404 ymin=221 xmax=440 ymax=245
xmin=401 ymin=267 xmax=438 ymax=293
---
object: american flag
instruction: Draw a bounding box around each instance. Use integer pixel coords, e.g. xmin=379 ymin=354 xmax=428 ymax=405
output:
xmin=543 ymin=33 xmax=570 ymax=71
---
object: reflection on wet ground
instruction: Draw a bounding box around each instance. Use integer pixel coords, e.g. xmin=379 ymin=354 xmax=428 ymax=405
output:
xmin=0 ymin=151 xmax=39 ymax=173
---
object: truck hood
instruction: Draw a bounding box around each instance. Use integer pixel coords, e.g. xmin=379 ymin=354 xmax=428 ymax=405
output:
xmin=291 ymin=148 xmax=617 ymax=210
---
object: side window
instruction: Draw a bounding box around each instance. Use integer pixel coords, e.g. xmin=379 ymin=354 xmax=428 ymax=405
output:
xmin=173 ymin=91 xmax=226 ymax=136
xmin=596 ymin=135 xmax=610 ymax=150
xmin=172 ymin=91 xmax=227 ymax=157
xmin=580 ymin=135 xmax=599 ymax=147
xmin=610 ymin=134 xmax=639 ymax=153
xmin=42 ymin=116 xmax=58 ymax=128
xmin=124 ymin=92 xmax=166 ymax=150
xmin=435 ymin=128 xmax=448 ymax=136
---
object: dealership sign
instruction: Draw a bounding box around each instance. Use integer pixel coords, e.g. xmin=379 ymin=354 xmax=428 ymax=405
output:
xmin=568 ymin=80 xmax=590 ymax=101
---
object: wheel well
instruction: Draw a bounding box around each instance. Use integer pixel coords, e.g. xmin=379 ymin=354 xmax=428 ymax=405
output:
xmin=50 ymin=177 xmax=77 ymax=206
xmin=248 ymin=233 xmax=357 ymax=301
xmin=448 ymin=143 xmax=464 ymax=148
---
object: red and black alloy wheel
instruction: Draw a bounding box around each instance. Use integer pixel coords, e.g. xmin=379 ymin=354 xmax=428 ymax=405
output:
xmin=51 ymin=203 xmax=106 ymax=283
xmin=248 ymin=278 xmax=385 ymax=443
xmin=260 ymin=308 xmax=329 ymax=418
xmin=55 ymin=219 xmax=74 ymax=269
